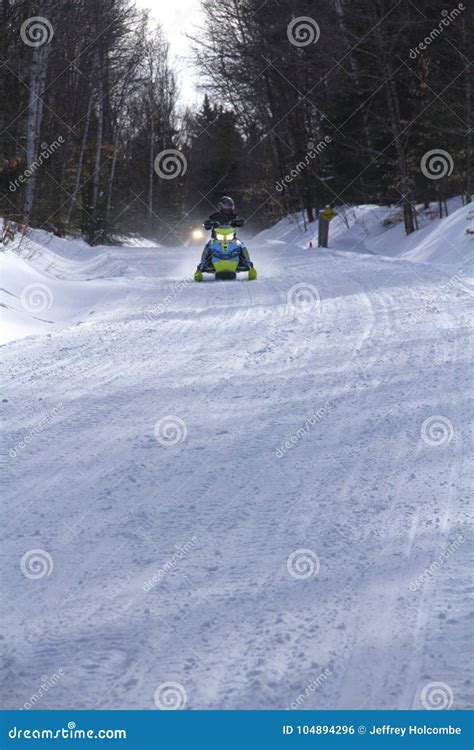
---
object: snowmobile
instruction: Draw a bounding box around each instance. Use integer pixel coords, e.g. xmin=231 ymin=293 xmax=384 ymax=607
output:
xmin=194 ymin=221 xmax=257 ymax=282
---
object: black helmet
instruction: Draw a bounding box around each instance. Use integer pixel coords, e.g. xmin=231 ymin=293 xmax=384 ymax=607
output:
xmin=218 ymin=196 xmax=235 ymax=213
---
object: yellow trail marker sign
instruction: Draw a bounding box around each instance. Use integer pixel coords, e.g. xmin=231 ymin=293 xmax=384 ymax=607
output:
xmin=321 ymin=207 xmax=337 ymax=222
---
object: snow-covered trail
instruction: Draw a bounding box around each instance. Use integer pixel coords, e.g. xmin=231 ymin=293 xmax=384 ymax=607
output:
xmin=1 ymin=236 xmax=472 ymax=711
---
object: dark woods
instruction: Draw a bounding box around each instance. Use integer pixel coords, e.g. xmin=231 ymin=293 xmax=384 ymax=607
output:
xmin=0 ymin=0 xmax=472 ymax=244
xmin=1 ymin=0 xmax=177 ymax=244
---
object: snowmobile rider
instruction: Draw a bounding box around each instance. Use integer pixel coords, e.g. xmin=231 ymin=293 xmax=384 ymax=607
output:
xmin=198 ymin=196 xmax=251 ymax=271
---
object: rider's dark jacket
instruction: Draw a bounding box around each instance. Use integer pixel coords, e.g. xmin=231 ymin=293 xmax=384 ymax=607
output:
xmin=205 ymin=210 xmax=238 ymax=228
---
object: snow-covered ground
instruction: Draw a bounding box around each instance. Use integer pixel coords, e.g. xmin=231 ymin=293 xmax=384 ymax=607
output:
xmin=1 ymin=202 xmax=473 ymax=710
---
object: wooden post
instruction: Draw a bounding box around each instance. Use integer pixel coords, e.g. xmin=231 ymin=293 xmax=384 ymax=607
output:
xmin=318 ymin=216 xmax=329 ymax=247
xmin=318 ymin=206 xmax=337 ymax=247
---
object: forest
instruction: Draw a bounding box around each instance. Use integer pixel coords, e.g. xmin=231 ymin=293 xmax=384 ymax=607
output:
xmin=2 ymin=0 xmax=473 ymax=724
xmin=0 ymin=0 xmax=472 ymax=244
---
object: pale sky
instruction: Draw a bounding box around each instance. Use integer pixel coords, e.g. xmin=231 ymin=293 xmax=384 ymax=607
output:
xmin=136 ymin=0 xmax=204 ymax=105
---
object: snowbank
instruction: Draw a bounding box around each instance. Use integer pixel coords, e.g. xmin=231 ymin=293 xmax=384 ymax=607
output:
xmin=2 ymin=200 xmax=472 ymax=346
xmin=256 ymin=198 xmax=473 ymax=269
xmin=0 ymin=228 xmax=163 ymax=346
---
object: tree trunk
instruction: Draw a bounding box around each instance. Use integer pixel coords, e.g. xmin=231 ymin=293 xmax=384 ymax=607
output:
xmin=66 ymin=94 xmax=93 ymax=224
xmin=23 ymin=45 xmax=50 ymax=223
xmin=148 ymin=103 xmax=155 ymax=227
xmin=105 ymin=122 xmax=121 ymax=224
xmin=382 ymin=55 xmax=415 ymax=235
xmin=334 ymin=0 xmax=378 ymax=197
xmin=89 ymin=64 xmax=104 ymax=244
xmin=91 ymin=83 xmax=104 ymax=217
xmin=465 ymin=42 xmax=472 ymax=202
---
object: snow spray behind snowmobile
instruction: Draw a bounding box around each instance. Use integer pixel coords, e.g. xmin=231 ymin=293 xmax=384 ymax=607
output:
xmin=194 ymin=219 xmax=257 ymax=282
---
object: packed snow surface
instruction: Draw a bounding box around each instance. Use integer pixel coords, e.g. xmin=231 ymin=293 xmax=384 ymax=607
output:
xmin=1 ymin=202 xmax=473 ymax=710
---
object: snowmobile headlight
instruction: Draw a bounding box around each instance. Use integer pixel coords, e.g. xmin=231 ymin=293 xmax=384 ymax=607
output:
xmin=216 ymin=232 xmax=235 ymax=241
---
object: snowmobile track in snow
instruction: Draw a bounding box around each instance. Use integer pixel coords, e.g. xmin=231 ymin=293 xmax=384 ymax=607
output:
xmin=2 ymin=237 xmax=472 ymax=710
